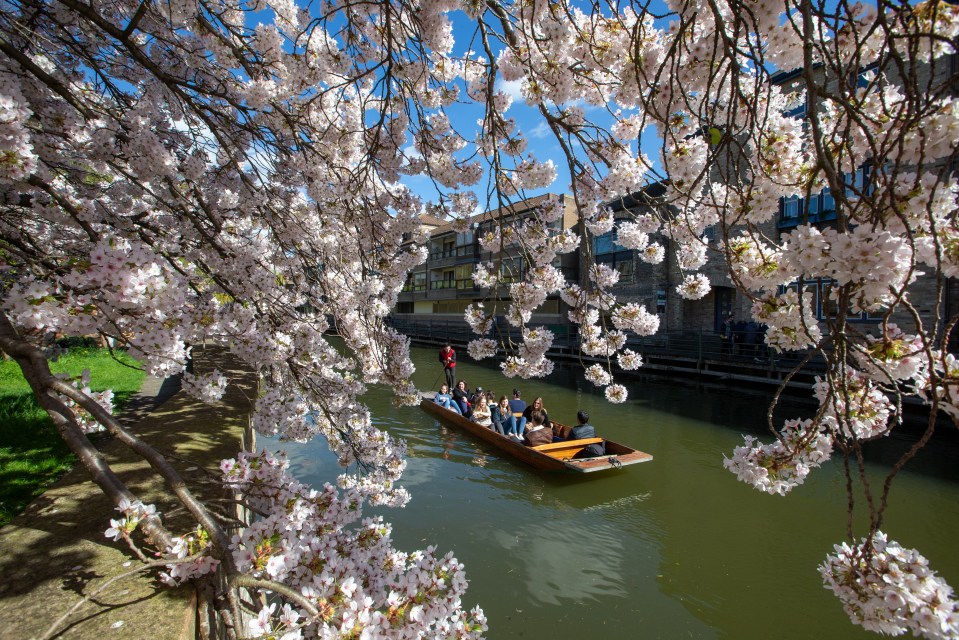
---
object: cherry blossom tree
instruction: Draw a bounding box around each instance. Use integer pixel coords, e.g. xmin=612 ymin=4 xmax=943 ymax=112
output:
xmin=1 ymin=0 xmax=958 ymax=637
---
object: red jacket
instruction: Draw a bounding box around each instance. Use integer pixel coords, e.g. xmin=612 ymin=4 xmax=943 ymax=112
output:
xmin=439 ymin=347 xmax=456 ymax=368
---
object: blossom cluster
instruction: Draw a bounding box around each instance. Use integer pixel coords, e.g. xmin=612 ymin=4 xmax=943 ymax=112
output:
xmin=723 ymin=419 xmax=833 ymax=496
xmin=104 ymin=499 xmax=156 ymax=542
xmin=181 ymin=369 xmax=229 ymax=404
xmin=820 ymin=531 xmax=959 ymax=639
xmin=814 ymin=368 xmax=894 ymax=441
xmin=56 ymin=370 xmax=115 ymax=434
xmin=221 ymin=451 xmax=486 ymax=639
xmin=162 ymin=525 xmax=221 ymax=586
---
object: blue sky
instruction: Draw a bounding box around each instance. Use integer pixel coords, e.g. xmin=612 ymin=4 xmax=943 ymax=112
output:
xmin=396 ymin=3 xmax=669 ymax=216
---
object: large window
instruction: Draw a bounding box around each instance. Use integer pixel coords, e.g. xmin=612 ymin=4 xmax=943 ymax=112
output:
xmin=403 ymin=271 xmax=426 ymax=292
xmin=430 ymin=269 xmax=455 ymax=290
xmin=455 ymin=264 xmax=475 ymax=290
xmin=430 ymin=237 xmax=456 ymax=259
xmin=594 ymin=230 xmax=634 ymax=284
xmin=499 ymin=256 xmax=524 ymax=283
xmin=597 ymin=252 xmax=634 ymax=284
xmin=594 ymin=230 xmax=626 ymax=255
xmin=781 ymin=277 xmax=878 ymax=322
xmin=779 ymin=165 xmax=870 ymax=228
xmin=433 ymin=301 xmax=472 ymax=314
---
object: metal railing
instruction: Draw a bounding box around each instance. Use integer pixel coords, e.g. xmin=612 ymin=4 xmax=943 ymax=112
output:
xmin=386 ymin=316 xmax=829 ymax=376
xmin=429 ymin=245 xmax=478 ymax=260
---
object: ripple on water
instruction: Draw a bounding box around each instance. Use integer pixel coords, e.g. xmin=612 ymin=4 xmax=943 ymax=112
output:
xmin=491 ymin=517 xmax=630 ymax=607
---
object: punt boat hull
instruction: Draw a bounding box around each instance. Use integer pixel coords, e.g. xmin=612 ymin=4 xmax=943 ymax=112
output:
xmin=419 ymin=399 xmax=653 ymax=473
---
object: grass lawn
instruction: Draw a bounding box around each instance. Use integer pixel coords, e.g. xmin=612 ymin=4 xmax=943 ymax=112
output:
xmin=0 ymin=347 xmax=145 ymax=527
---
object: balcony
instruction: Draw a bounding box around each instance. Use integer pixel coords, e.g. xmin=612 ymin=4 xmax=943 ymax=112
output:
xmin=428 ymin=279 xmax=458 ymax=299
xmin=429 ymin=244 xmax=478 ymax=268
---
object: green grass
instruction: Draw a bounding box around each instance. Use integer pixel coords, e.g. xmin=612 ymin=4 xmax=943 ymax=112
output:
xmin=0 ymin=348 xmax=145 ymax=527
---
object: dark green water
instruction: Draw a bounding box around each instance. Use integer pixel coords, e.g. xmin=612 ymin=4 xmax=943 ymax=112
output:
xmin=264 ymin=345 xmax=959 ymax=639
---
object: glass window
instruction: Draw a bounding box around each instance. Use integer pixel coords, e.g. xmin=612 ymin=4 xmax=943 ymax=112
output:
xmin=499 ymin=256 xmax=523 ymax=283
xmin=594 ymin=231 xmax=616 ymax=255
xmin=615 ymin=258 xmax=634 ymax=284
xmin=781 ymin=278 xmax=877 ymax=322
xmin=782 ymin=195 xmax=802 ymax=220
xmin=455 ymin=264 xmax=474 ymax=290
xmin=404 ymin=272 xmax=427 ymax=292
xmin=845 ymin=165 xmax=872 ymax=200
xmin=430 ymin=270 xmax=455 ymax=289
xmin=821 ymin=187 xmax=835 ymax=214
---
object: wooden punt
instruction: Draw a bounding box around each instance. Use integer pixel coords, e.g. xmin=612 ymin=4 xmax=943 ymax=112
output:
xmin=419 ymin=399 xmax=653 ymax=473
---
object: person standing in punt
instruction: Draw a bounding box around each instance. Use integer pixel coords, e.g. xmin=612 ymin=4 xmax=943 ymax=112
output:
xmin=439 ymin=344 xmax=456 ymax=389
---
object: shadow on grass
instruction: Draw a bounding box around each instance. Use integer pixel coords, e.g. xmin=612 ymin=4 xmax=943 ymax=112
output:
xmin=0 ymin=396 xmax=74 ymax=526
xmin=0 ymin=387 xmax=144 ymax=527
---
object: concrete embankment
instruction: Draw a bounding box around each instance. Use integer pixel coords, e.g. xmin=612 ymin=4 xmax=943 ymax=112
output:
xmin=0 ymin=346 xmax=256 ymax=640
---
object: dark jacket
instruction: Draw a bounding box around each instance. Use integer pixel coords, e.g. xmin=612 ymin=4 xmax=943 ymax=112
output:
xmin=568 ymin=423 xmax=596 ymax=440
xmin=452 ymin=387 xmax=470 ymax=414
xmin=508 ymin=398 xmax=527 ymax=414
xmin=524 ymin=426 xmax=553 ymax=448
xmin=491 ymin=405 xmax=512 ymax=434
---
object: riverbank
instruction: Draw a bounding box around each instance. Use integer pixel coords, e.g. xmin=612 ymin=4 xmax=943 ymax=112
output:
xmin=0 ymin=345 xmax=257 ymax=640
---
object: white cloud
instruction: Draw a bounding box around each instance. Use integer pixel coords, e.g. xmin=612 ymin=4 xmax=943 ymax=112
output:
xmin=528 ymin=121 xmax=552 ymax=139
xmin=495 ymin=79 xmax=524 ymax=103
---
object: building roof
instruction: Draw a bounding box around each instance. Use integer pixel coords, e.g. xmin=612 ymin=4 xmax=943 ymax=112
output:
xmin=417 ymin=213 xmax=449 ymax=228
xmin=605 ymin=180 xmax=669 ymax=213
xmin=428 ymin=193 xmax=565 ymax=235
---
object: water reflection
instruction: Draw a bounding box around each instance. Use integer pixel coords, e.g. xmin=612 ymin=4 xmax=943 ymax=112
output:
xmin=496 ymin=518 xmax=629 ymax=606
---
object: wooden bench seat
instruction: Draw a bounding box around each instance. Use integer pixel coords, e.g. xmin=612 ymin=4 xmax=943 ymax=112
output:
xmin=532 ymin=437 xmax=603 ymax=460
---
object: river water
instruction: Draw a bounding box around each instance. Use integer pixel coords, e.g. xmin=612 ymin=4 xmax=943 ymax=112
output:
xmin=262 ymin=345 xmax=959 ymax=639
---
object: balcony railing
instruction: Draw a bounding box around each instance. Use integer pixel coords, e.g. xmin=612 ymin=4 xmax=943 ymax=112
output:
xmin=429 ymin=245 xmax=478 ymax=261
xmin=386 ymin=316 xmax=830 ymax=379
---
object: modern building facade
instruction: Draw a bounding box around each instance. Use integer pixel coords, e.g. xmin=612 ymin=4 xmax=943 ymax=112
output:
xmin=393 ymin=193 xmax=579 ymax=334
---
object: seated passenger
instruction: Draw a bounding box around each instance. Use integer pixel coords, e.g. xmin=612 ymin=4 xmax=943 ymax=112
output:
xmin=453 ymin=380 xmax=471 ymax=417
xmin=508 ymin=389 xmax=527 ymax=435
xmin=568 ymin=410 xmax=606 ymax=458
xmin=471 ymin=392 xmax=493 ymax=428
xmin=468 ymin=386 xmax=485 ymax=407
xmin=556 ymin=409 xmax=598 ymax=441
xmin=492 ymin=395 xmax=517 ymax=436
xmin=523 ymin=410 xmax=553 ymax=447
xmin=434 ymin=384 xmax=462 ymax=415
xmin=522 ymin=397 xmax=551 ymax=432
